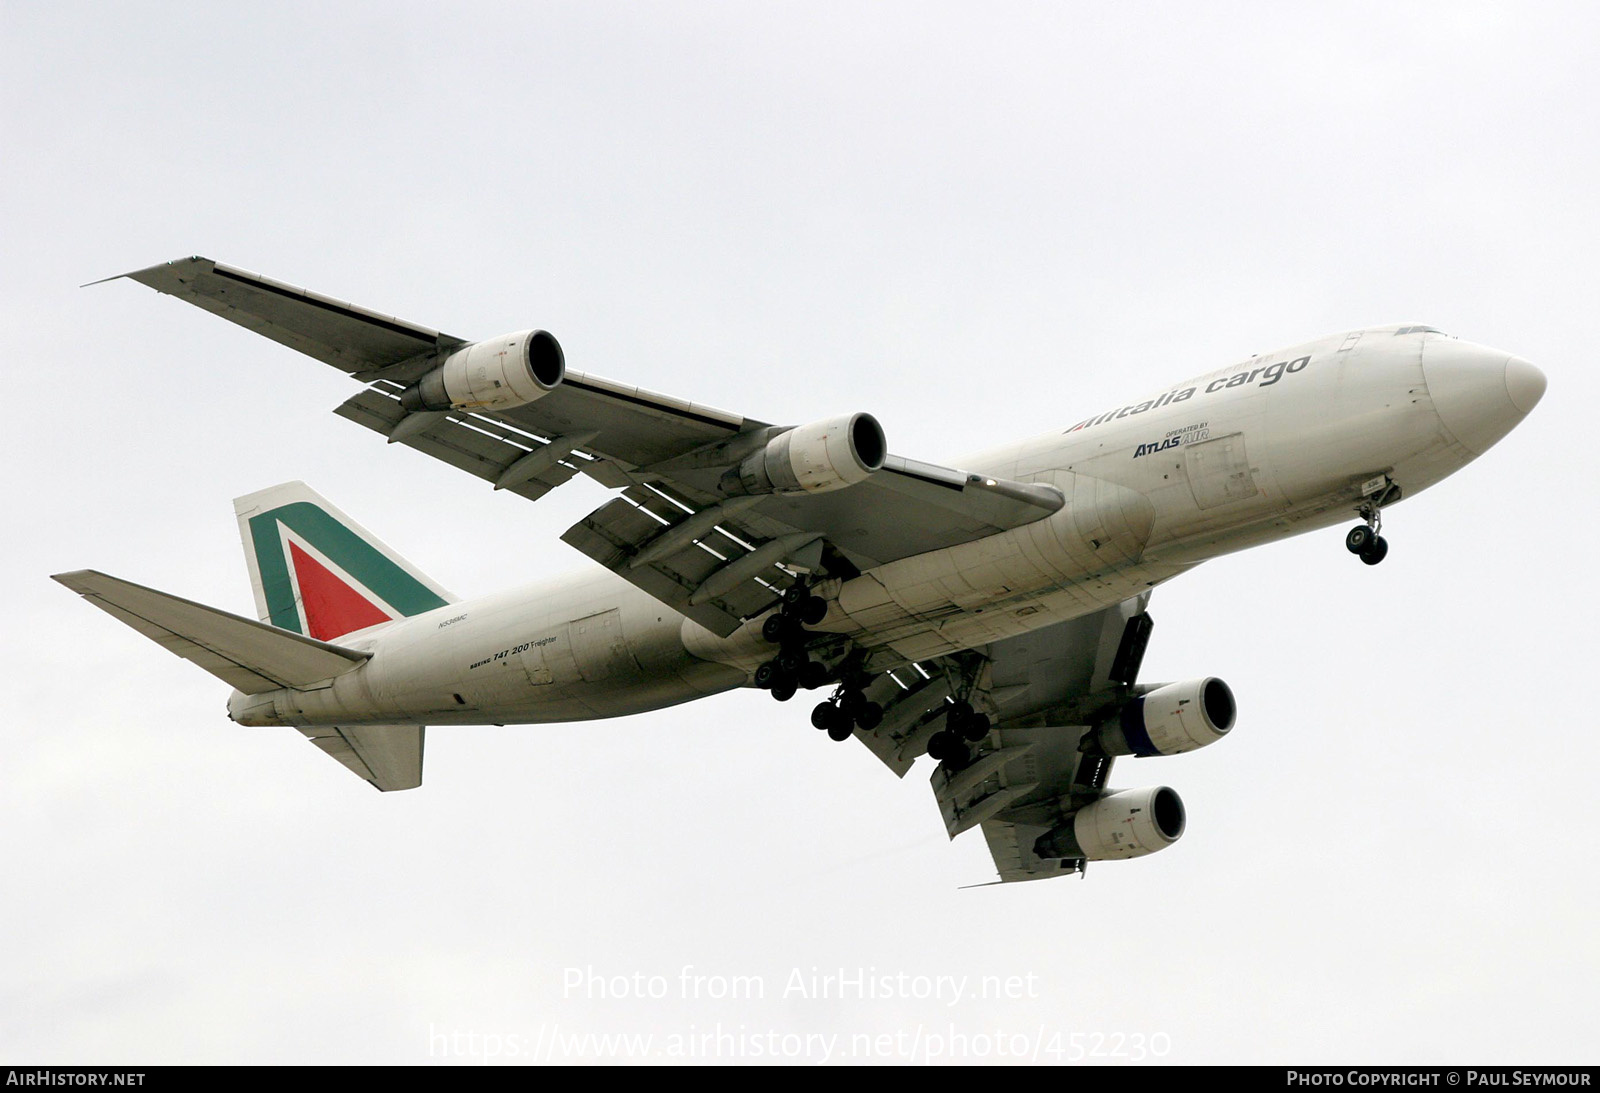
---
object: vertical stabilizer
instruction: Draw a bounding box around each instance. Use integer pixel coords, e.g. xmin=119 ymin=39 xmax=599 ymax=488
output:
xmin=234 ymin=482 xmax=455 ymax=640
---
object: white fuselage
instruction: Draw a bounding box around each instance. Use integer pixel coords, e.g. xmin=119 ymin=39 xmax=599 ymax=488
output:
xmin=228 ymin=326 xmax=1542 ymax=730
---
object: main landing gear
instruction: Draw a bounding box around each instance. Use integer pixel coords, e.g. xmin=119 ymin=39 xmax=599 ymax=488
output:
xmin=754 ymin=581 xmax=832 ymax=704
xmin=1345 ymin=498 xmax=1390 ymax=566
xmin=811 ymin=688 xmax=883 ymax=742
xmin=925 ymin=699 xmax=992 ymax=771
xmin=803 ymin=650 xmax=880 ymax=742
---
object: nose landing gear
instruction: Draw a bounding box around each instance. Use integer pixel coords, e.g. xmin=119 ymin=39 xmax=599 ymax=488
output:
xmin=1345 ymin=495 xmax=1391 ymax=566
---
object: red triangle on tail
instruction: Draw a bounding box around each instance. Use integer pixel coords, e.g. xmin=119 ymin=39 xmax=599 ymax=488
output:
xmin=289 ymin=541 xmax=394 ymax=640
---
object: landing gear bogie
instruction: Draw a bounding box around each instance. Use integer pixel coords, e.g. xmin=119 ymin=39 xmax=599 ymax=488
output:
xmin=801 ymin=661 xmax=831 ymax=690
xmin=758 ymin=579 xmax=837 ymax=703
xmin=776 ymin=649 xmax=808 ymax=676
xmin=812 ymin=702 xmax=842 ymax=731
xmin=927 ymin=731 xmax=969 ymax=769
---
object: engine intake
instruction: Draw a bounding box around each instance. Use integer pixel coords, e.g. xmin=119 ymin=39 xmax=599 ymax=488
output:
xmin=399 ymin=329 xmax=564 ymax=413
xmin=730 ymin=413 xmax=886 ymax=496
xmin=1091 ymin=677 xmax=1235 ymax=757
xmin=1033 ymin=786 xmax=1186 ymax=861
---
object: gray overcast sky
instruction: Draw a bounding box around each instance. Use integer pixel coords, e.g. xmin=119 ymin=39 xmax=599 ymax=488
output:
xmin=4 ymin=1 xmax=1596 ymax=1065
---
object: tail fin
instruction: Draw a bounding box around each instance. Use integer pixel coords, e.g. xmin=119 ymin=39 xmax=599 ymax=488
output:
xmin=234 ymin=482 xmax=454 ymax=641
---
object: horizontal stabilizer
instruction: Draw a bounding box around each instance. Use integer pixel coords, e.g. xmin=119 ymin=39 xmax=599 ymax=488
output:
xmin=53 ymin=569 xmax=370 ymax=694
xmin=298 ymin=724 xmax=423 ymax=791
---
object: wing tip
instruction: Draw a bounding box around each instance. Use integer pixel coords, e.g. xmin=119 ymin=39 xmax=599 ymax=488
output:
xmin=82 ymin=256 xmax=214 ymax=290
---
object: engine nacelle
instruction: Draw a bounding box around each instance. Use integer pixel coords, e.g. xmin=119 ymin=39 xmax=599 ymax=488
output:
xmin=730 ymin=413 xmax=887 ymax=496
xmin=1092 ymin=677 xmax=1235 ymax=757
xmin=399 ymin=329 xmax=564 ymax=413
xmin=1033 ymin=786 xmax=1186 ymax=861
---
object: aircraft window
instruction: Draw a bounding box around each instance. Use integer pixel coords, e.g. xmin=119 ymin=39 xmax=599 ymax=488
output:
xmin=1394 ymin=326 xmax=1445 ymax=335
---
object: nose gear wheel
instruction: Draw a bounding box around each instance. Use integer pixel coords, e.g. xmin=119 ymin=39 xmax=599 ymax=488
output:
xmin=1345 ymin=494 xmax=1392 ymax=566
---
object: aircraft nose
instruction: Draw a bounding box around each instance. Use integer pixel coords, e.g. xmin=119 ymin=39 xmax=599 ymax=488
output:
xmin=1422 ymin=339 xmax=1546 ymax=456
xmin=1504 ymin=355 xmax=1547 ymax=414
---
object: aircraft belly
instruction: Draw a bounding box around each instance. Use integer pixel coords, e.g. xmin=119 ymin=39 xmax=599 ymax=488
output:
xmin=270 ymin=571 xmax=740 ymax=726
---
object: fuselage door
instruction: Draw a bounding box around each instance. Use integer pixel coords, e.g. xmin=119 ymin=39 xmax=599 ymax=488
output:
xmin=564 ymin=608 xmax=637 ymax=683
xmin=1185 ymin=432 xmax=1259 ymax=509
xmin=520 ymin=631 xmax=581 ymax=687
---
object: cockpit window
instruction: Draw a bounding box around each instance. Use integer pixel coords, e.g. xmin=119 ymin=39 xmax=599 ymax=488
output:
xmin=1394 ymin=325 xmax=1445 ymax=335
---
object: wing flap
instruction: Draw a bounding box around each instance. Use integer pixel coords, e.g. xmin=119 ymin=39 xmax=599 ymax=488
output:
xmin=333 ymin=383 xmax=586 ymax=503
xmin=848 ymin=668 xmax=954 ymax=778
xmin=562 ymin=483 xmax=804 ymax=636
xmin=53 ymin=570 xmax=369 ymax=694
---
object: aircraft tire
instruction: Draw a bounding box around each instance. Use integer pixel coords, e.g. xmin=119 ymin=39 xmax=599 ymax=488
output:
xmin=959 ymin=713 xmax=992 ymax=742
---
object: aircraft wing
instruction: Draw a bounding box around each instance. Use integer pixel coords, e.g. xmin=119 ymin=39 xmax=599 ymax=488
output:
xmin=121 ymin=257 xmax=1065 ymax=635
xmin=845 ymin=594 xmax=1154 ymax=883
xmin=118 ymin=256 xmax=470 ymax=374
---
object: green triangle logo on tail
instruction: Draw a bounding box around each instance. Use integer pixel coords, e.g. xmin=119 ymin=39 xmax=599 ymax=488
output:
xmin=234 ymin=483 xmax=454 ymax=640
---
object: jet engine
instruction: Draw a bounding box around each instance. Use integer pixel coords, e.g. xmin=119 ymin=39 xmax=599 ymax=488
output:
xmin=1033 ymin=786 xmax=1186 ymax=861
xmin=1090 ymin=677 xmax=1235 ymax=757
xmin=399 ymin=329 xmax=565 ymax=413
xmin=729 ymin=413 xmax=887 ymax=496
